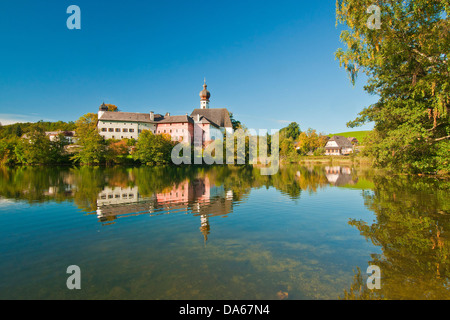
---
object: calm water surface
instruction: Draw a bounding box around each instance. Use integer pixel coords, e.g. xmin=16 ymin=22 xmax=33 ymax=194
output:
xmin=0 ymin=165 xmax=448 ymax=299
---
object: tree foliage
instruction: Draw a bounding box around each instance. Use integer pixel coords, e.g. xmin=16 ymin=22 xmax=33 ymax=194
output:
xmin=296 ymin=128 xmax=329 ymax=155
xmin=71 ymin=113 xmax=107 ymax=165
xmin=280 ymin=122 xmax=301 ymax=141
xmin=336 ymin=0 xmax=450 ymax=173
xmin=0 ymin=121 xmax=76 ymax=139
xmin=229 ymin=112 xmax=242 ymax=131
xmin=133 ymin=130 xmax=175 ymax=166
xmin=104 ymin=104 xmax=119 ymax=112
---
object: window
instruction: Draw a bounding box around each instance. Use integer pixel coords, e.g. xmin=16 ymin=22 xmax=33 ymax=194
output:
xmin=138 ymin=129 xmax=142 ymax=133
xmin=129 ymin=129 xmax=134 ymax=133
xmin=164 ymin=130 xmax=166 ymax=133
xmin=108 ymin=128 xmax=114 ymax=132
xmin=123 ymin=128 xmax=128 ymax=132
xmin=170 ymin=130 xmax=172 ymax=133
xmin=101 ymin=128 xmax=107 ymax=132
xmin=115 ymin=128 xmax=120 ymax=132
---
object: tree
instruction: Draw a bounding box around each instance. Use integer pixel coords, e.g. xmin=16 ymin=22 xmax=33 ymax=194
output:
xmin=14 ymin=125 xmax=22 ymax=138
xmin=280 ymin=122 xmax=301 ymax=140
xmin=296 ymin=128 xmax=328 ymax=155
xmin=336 ymin=0 xmax=450 ymax=174
xmin=0 ymin=137 xmax=20 ymax=166
xmin=105 ymin=139 xmax=131 ymax=164
xmin=229 ymin=112 xmax=242 ymax=130
xmin=133 ymin=130 xmax=175 ymax=166
xmin=72 ymin=113 xmax=106 ymax=165
xmin=18 ymin=129 xmax=53 ymax=165
xmin=105 ymin=104 xmax=119 ymax=112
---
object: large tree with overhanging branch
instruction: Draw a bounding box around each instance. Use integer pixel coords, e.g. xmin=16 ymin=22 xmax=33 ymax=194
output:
xmin=335 ymin=0 xmax=449 ymax=173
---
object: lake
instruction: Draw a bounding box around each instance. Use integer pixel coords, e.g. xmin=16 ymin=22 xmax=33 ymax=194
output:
xmin=0 ymin=164 xmax=448 ymax=299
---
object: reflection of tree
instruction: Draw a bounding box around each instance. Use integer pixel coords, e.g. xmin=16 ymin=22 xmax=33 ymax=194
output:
xmin=132 ymin=166 xmax=198 ymax=197
xmin=0 ymin=164 xmax=362 ymax=209
xmin=71 ymin=167 xmax=108 ymax=212
xmin=0 ymin=166 xmax=74 ymax=204
xmin=342 ymin=175 xmax=450 ymax=300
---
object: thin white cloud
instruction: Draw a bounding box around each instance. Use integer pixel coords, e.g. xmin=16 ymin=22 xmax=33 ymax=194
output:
xmin=0 ymin=113 xmax=55 ymax=125
xmin=234 ymin=113 xmax=293 ymax=125
xmin=275 ymin=119 xmax=291 ymax=124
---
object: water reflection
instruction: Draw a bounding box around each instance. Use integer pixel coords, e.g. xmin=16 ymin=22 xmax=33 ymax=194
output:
xmin=324 ymin=166 xmax=358 ymax=186
xmin=341 ymin=175 xmax=450 ymax=300
xmin=1 ymin=164 xmax=351 ymax=212
xmin=0 ymin=165 xmax=448 ymax=299
xmin=95 ymin=176 xmax=234 ymax=243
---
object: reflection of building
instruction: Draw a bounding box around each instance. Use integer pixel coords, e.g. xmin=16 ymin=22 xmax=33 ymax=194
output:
xmin=97 ymin=186 xmax=141 ymax=206
xmin=324 ymin=166 xmax=358 ymax=186
xmin=95 ymin=177 xmax=234 ymax=242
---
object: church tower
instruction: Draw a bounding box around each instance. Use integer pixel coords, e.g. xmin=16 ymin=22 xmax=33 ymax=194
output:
xmin=98 ymin=102 xmax=108 ymax=119
xmin=199 ymin=80 xmax=210 ymax=109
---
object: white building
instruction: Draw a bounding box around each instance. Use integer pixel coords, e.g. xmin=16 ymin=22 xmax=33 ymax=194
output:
xmin=324 ymin=136 xmax=354 ymax=155
xmin=96 ymin=82 xmax=233 ymax=143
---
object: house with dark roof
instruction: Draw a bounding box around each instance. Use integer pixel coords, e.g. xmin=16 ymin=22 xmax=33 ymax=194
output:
xmin=190 ymin=108 xmax=233 ymax=133
xmin=324 ymin=136 xmax=354 ymax=155
xmin=347 ymin=137 xmax=359 ymax=145
xmin=96 ymin=82 xmax=233 ymax=144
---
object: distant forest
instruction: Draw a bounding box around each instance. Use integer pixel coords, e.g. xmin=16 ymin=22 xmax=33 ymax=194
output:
xmin=0 ymin=121 xmax=76 ymax=139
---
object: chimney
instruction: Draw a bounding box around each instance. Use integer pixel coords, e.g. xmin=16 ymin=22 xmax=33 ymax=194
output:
xmin=165 ymin=112 xmax=170 ymax=117
xmin=197 ymin=114 xmax=200 ymax=122
xmin=150 ymin=111 xmax=154 ymax=121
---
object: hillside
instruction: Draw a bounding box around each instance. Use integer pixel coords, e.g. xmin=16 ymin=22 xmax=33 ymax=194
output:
xmin=0 ymin=121 xmax=76 ymax=139
xmin=328 ymin=130 xmax=370 ymax=144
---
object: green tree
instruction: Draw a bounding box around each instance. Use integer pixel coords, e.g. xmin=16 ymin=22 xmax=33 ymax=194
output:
xmin=0 ymin=137 xmax=20 ymax=166
xmin=280 ymin=122 xmax=301 ymax=141
xmin=18 ymin=129 xmax=53 ymax=165
xmin=336 ymin=0 xmax=450 ymax=174
xmin=229 ymin=112 xmax=242 ymax=131
xmin=14 ymin=125 xmax=22 ymax=138
xmin=133 ymin=131 xmax=175 ymax=166
xmin=72 ymin=113 xmax=106 ymax=165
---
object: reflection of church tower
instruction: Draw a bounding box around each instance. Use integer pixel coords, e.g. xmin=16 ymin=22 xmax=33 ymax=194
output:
xmin=199 ymin=79 xmax=211 ymax=109
xmin=199 ymin=213 xmax=210 ymax=245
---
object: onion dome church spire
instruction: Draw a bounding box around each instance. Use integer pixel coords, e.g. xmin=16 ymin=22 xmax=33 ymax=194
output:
xmin=98 ymin=102 xmax=108 ymax=119
xmin=199 ymin=79 xmax=210 ymax=109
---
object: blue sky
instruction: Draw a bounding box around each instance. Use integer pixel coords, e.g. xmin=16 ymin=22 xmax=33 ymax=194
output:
xmin=0 ymin=0 xmax=375 ymax=134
